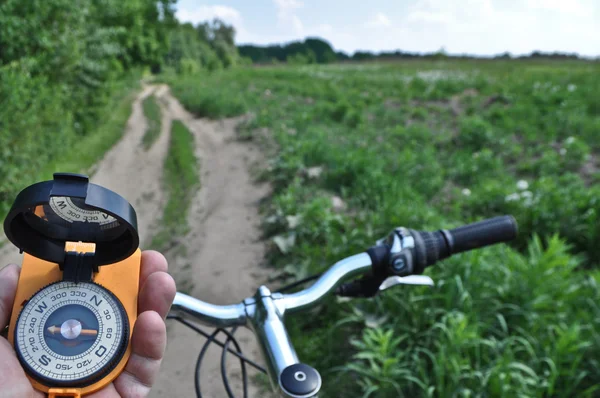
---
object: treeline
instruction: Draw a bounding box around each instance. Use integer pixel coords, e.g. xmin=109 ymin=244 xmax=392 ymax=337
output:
xmin=164 ymin=19 xmax=241 ymax=74
xmin=0 ymin=0 xmax=240 ymax=213
xmin=239 ymin=38 xmax=593 ymax=64
xmin=239 ymin=38 xmax=337 ymax=65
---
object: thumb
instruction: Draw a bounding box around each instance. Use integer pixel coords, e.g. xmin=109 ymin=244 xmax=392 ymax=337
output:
xmin=0 ymin=264 xmax=20 ymax=330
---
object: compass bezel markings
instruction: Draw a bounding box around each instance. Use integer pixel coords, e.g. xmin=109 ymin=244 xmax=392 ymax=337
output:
xmin=15 ymin=282 xmax=127 ymax=384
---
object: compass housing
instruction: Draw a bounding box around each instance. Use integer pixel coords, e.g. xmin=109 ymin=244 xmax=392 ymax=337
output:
xmin=3 ymin=173 xmax=139 ymax=266
xmin=14 ymin=281 xmax=130 ymax=388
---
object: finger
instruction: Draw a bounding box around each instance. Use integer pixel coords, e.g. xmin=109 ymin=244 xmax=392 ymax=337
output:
xmin=113 ymin=311 xmax=166 ymax=397
xmin=139 ymin=251 xmax=168 ymax=290
xmin=137 ymin=272 xmax=176 ymax=319
xmin=0 ymin=264 xmax=20 ymax=329
xmin=0 ymin=340 xmax=41 ymax=398
xmin=85 ymin=381 xmax=118 ymax=398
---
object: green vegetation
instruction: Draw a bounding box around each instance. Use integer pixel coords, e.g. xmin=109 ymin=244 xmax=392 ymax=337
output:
xmin=168 ymin=60 xmax=600 ymax=397
xmin=0 ymin=0 xmax=175 ymax=214
xmin=165 ymin=19 xmax=240 ymax=74
xmin=142 ymin=94 xmax=162 ymax=149
xmin=0 ymin=0 xmax=239 ymax=215
xmin=239 ymin=37 xmax=337 ymax=64
xmin=150 ymin=120 xmax=199 ymax=251
xmin=167 ymin=74 xmax=247 ymax=118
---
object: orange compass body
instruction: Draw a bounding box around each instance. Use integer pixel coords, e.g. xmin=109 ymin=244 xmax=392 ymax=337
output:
xmin=3 ymin=173 xmax=141 ymax=398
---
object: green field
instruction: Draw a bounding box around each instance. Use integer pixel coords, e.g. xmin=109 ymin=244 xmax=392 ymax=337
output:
xmin=167 ymin=60 xmax=600 ymax=397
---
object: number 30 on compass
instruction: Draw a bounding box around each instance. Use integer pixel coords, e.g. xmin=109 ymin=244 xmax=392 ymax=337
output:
xmin=4 ymin=173 xmax=142 ymax=398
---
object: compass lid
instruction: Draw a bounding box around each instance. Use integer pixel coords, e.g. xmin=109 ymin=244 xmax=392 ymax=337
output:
xmin=3 ymin=173 xmax=139 ymax=266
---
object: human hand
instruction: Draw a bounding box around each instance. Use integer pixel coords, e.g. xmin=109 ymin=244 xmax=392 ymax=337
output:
xmin=0 ymin=250 xmax=176 ymax=398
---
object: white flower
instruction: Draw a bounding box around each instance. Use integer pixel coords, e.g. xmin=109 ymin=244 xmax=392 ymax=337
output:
xmin=516 ymin=180 xmax=529 ymax=190
xmin=286 ymin=215 xmax=301 ymax=229
xmin=306 ymin=166 xmax=323 ymax=178
xmin=565 ymin=136 xmax=575 ymax=145
xmin=521 ymin=191 xmax=534 ymax=207
xmin=462 ymin=188 xmax=472 ymax=196
xmin=560 ymin=148 xmax=567 ymax=156
xmin=567 ymin=84 xmax=577 ymax=92
xmin=505 ymin=193 xmax=520 ymax=202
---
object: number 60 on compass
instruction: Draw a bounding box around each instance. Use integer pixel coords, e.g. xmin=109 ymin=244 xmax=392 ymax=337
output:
xmin=4 ymin=173 xmax=142 ymax=398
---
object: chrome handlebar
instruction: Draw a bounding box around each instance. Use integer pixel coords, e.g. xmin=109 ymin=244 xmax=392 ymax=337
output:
xmin=169 ymin=252 xmax=374 ymax=397
xmin=170 ymin=216 xmax=517 ymax=398
xmin=168 ymin=217 xmax=517 ymax=397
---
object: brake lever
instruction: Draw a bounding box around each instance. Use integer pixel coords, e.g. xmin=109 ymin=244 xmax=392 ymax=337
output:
xmin=336 ymin=275 xmax=434 ymax=298
xmin=378 ymin=275 xmax=434 ymax=291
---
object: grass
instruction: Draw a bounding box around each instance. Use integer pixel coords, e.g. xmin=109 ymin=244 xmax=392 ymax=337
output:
xmin=166 ymin=59 xmax=600 ymax=397
xmin=0 ymin=74 xmax=140 ymax=226
xmin=165 ymin=73 xmax=247 ymax=118
xmin=141 ymin=94 xmax=162 ymax=149
xmin=52 ymin=78 xmax=141 ymax=176
xmin=149 ymin=120 xmax=200 ymax=251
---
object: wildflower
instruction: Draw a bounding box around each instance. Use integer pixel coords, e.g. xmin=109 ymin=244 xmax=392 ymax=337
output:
xmin=462 ymin=188 xmax=471 ymax=196
xmin=565 ymin=136 xmax=575 ymax=145
xmin=560 ymin=148 xmax=567 ymax=156
xmin=516 ymin=180 xmax=529 ymax=190
xmin=521 ymin=191 xmax=534 ymax=207
xmin=505 ymin=193 xmax=520 ymax=202
xmin=567 ymin=84 xmax=577 ymax=92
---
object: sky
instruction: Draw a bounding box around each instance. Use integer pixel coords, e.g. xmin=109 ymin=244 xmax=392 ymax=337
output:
xmin=175 ymin=0 xmax=600 ymax=56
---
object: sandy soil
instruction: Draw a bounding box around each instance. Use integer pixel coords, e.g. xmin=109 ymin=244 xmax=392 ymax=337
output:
xmin=150 ymin=87 xmax=271 ymax=398
xmin=0 ymin=84 xmax=271 ymax=397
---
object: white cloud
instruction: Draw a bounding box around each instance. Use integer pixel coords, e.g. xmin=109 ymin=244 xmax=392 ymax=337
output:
xmin=176 ymin=5 xmax=242 ymax=26
xmin=396 ymin=0 xmax=599 ymax=55
xmin=526 ymin=0 xmax=587 ymax=16
xmin=273 ymin=0 xmax=305 ymax=35
xmin=273 ymin=0 xmax=304 ymax=10
xmin=407 ymin=10 xmax=454 ymax=24
xmin=175 ymin=0 xmax=600 ymax=57
xmin=315 ymin=24 xmax=333 ymax=35
xmin=365 ymin=12 xmax=392 ymax=28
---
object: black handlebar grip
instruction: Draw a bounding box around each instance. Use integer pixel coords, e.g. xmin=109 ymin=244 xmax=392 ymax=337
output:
xmin=409 ymin=215 xmax=518 ymax=272
xmin=444 ymin=215 xmax=518 ymax=255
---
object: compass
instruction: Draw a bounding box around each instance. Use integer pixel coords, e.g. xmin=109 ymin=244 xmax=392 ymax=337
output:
xmin=4 ymin=173 xmax=141 ymax=397
xmin=14 ymin=281 xmax=128 ymax=387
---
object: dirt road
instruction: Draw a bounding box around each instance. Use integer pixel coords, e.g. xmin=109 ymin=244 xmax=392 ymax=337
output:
xmin=0 ymin=84 xmax=271 ymax=397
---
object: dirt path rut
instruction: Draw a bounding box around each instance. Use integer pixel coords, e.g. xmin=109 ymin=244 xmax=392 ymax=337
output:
xmin=150 ymin=87 xmax=271 ymax=397
xmin=0 ymin=84 xmax=271 ymax=397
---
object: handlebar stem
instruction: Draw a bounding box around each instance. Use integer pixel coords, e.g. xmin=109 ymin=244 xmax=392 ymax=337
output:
xmin=246 ymin=286 xmax=301 ymax=394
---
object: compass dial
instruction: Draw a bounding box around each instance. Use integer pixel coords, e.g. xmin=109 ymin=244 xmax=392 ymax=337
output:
xmin=14 ymin=282 xmax=129 ymax=387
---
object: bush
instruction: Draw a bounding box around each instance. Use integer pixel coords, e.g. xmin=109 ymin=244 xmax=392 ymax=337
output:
xmin=455 ymin=116 xmax=494 ymax=151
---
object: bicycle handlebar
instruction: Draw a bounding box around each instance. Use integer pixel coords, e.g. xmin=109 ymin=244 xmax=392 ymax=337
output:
xmin=409 ymin=215 xmax=518 ymax=271
xmin=168 ymin=216 xmax=518 ymax=397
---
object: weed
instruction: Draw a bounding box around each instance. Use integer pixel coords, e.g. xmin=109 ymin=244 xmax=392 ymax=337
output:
xmin=141 ymin=94 xmax=162 ymax=149
xmin=150 ymin=120 xmax=200 ymax=251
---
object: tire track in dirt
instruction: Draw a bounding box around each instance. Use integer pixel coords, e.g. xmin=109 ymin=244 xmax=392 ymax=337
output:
xmin=150 ymin=87 xmax=271 ymax=398
xmin=0 ymin=84 xmax=272 ymax=397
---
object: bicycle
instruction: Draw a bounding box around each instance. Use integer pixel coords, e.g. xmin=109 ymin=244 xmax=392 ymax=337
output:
xmin=167 ymin=215 xmax=518 ymax=397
